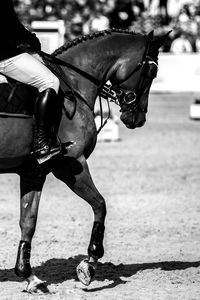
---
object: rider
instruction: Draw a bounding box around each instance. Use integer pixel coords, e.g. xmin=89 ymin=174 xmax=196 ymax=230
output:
xmin=0 ymin=0 xmax=65 ymax=163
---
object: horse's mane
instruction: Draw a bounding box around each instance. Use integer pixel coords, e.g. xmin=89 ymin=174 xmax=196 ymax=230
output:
xmin=52 ymin=28 xmax=141 ymax=57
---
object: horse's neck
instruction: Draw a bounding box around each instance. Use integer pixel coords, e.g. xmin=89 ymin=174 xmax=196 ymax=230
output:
xmin=62 ymin=48 xmax=115 ymax=110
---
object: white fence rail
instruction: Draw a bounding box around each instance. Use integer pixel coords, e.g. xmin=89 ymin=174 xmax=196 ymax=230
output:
xmin=151 ymin=53 xmax=200 ymax=93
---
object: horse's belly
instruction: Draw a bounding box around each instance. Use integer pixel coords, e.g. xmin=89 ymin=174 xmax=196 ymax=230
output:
xmin=0 ymin=117 xmax=33 ymax=168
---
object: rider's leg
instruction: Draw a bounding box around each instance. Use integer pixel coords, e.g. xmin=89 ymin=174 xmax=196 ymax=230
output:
xmin=0 ymin=53 xmax=64 ymax=161
xmin=33 ymin=88 xmax=63 ymax=160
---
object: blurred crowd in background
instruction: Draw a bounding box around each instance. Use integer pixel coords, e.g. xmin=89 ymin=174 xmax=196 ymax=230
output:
xmin=13 ymin=0 xmax=200 ymax=53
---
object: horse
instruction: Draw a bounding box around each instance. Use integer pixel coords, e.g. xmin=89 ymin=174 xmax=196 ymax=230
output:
xmin=0 ymin=29 xmax=170 ymax=293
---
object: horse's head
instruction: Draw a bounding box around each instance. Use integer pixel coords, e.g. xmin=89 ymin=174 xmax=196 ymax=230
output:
xmin=51 ymin=29 xmax=171 ymax=130
xmin=110 ymin=31 xmax=171 ymax=129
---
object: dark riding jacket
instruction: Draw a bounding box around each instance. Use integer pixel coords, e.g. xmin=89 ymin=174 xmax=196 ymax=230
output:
xmin=0 ymin=0 xmax=40 ymax=61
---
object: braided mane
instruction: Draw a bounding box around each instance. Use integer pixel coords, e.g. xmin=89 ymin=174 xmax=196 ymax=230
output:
xmin=52 ymin=28 xmax=139 ymax=57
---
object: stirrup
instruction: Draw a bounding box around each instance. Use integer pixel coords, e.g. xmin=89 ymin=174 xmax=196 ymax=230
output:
xmin=31 ymin=140 xmax=75 ymax=164
xmin=35 ymin=145 xmax=62 ymax=164
xmin=32 ymin=133 xmax=62 ymax=164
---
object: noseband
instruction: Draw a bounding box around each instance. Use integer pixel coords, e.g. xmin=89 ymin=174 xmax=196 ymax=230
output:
xmin=101 ymin=55 xmax=158 ymax=114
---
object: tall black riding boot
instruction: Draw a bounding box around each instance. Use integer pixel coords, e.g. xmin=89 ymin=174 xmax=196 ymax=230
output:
xmin=33 ymin=88 xmax=62 ymax=164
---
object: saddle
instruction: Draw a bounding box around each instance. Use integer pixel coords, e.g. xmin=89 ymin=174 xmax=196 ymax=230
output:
xmin=0 ymin=75 xmax=37 ymax=117
xmin=0 ymin=55 xmax=76 ymax=119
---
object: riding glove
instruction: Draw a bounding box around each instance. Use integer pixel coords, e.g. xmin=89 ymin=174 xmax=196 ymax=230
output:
xmin=27 ymin=33 xmax=41 ymax=52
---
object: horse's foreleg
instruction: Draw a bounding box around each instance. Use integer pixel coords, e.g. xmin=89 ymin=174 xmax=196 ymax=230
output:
xmin=15 ymin=190 xmax=42 ymax=278
xmin=53 ymin=155 xmax=106 ymax=285
xmin=76 ymin=221 xmax=105 ymax=286
xmin=15 ymin=172 xmax=48 ymax=293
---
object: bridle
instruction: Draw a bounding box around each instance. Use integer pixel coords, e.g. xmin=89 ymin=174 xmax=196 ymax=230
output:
xmin=96 ymin=50 xmax=158 ymax=132
xmin=38 ymin=39 xmax=158 ymax=131
xmin=101 ymin=55 xmax=158 ymax=114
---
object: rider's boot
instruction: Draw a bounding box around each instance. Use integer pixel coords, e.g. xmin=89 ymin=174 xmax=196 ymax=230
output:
xmin=33 ymin=88 xmax=63 ymax=164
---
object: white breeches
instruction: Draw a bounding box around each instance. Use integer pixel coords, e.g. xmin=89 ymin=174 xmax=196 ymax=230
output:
xmin=0 ymin=52 xmax=59 ymax=93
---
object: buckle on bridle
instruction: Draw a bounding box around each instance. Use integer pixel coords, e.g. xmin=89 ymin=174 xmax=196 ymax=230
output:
xmin=122 ymin=91 xmax=137 ymax=105
xmin=100 ymin=82 xmax=119 ymax=105
xmin=113 ymin=88 xmax=137 ymax=107
xmin=100 ymin=82 xmax=137 ymax=109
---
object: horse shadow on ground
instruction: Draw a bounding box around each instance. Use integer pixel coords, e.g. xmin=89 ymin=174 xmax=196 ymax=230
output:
xmin=1 ymin=255 xmax=200 ymax=292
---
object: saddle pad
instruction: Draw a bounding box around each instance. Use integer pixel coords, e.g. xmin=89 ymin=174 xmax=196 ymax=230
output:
xmin=0 ymin=57 xmax=74 ymax=118
xmin=0 ymin=79 xmax=37 ymax=116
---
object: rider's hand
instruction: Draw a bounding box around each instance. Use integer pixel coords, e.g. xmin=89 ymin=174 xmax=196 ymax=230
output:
xmin=28 ymin=33 xmax=41 ymax=52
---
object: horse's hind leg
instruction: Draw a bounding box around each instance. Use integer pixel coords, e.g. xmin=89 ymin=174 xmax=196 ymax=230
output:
xmin=52 ymin=155 xmax=106 ymax=285
xmin=15 ymin=170 xmax=48 ymax=293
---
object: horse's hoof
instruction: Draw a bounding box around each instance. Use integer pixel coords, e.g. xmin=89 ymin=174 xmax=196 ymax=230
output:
xmin=26 ymin=275 xmax=49 ymax=294
xmin=76 ymin=259 xmax=96 ymax=286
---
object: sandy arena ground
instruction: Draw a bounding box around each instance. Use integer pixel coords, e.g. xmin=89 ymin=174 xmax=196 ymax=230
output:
xmin=0 ymin=93 xmax=200 ymax=300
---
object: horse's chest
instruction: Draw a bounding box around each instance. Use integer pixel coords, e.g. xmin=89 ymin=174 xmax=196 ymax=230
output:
xmin=58 ymin=108 xmax=97 ymax=157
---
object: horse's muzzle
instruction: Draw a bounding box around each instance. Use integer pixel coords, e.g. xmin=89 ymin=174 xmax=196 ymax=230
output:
xmin=120 ymin=111 xmax=146 ymax=129
xmin=136 ymin=118 xmax=146 ymax=128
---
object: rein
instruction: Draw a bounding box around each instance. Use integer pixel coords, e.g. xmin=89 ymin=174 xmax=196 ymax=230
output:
xmin=39 ymin=49 xmax=149 ymax=100
xmin=39 ymin=51 xmax=101 ymax=87
xmin=39 ymin=51 xmax=116 ymax=133
xmin=38 ymin=42 xmax=151 ymax=132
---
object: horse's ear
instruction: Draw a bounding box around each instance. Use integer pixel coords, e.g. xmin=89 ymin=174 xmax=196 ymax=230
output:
xmin=148 ymin=30 xmax=154 ymax=40
xmin=153 ymin=30 xmax=172 ymax=49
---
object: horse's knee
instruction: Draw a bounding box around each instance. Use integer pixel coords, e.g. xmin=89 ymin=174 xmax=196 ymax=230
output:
xmin=15 ymin=240 xmax=32 ymax=278
xmin=88 ymin=222 xmax=105 ymax=259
